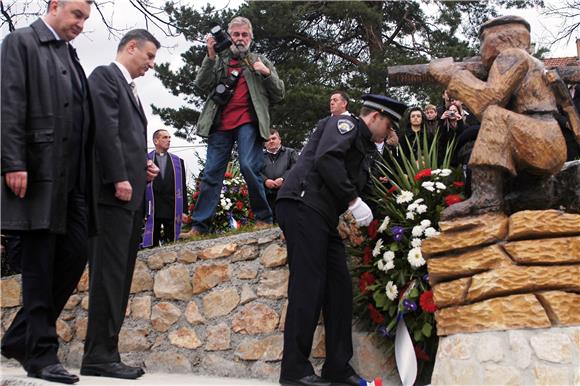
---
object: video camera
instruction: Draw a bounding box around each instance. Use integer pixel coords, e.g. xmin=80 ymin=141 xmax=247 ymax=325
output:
xmin=210 ymin=25 xmax=232 ymax=53
xmin=211 ymin=70 xmax=241 ymax=106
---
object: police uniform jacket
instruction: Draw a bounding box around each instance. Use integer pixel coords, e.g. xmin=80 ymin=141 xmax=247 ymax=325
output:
xmin=277 ymin=114 xmax=375 ymax=227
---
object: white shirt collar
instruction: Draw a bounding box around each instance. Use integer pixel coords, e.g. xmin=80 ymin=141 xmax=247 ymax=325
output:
xmin=41 ymin=17 xmax=62 ymax=41
xmin=266 ymin=146 xmax=281 ymax=155
xmin=375 ymin=141 xmax=385 ymax=152
xmin=113 ymin=61 xmax=133 ymax=84
xmin=340 ymin=111 xmax=351 ymax=116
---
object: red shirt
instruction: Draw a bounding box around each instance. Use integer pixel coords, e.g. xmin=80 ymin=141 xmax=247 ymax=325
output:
xmin=220 ymin=59 xmax=253 ymax=131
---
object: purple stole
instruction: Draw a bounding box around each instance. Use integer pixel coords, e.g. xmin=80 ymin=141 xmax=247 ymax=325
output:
xmin=141 ymin=151 xmax=184 ymax=248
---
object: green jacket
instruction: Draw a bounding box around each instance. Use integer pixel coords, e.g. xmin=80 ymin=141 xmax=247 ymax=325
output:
xmin=194 ymin=51 xmax=285 ymax=140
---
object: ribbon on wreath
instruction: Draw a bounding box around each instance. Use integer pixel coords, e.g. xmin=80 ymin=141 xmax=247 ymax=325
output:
xmin=392 ymin=280 xmax=418 ymax=386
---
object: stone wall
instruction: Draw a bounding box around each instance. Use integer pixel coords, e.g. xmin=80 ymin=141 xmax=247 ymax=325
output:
xmin=431 ymin=327 xmax=580 ymax=385
xmin=0 ymin=228 xmax=397 ymax=383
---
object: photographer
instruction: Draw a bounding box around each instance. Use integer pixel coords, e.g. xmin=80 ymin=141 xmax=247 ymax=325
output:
xmin=439 ymin=102 xmax=465 ymax=163
xmin=183 ymin=16 xmax=285 ymax=236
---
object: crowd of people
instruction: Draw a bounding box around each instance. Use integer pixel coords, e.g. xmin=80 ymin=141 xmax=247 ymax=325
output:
xmin=2 ymin=2 xmax=580 ymax=386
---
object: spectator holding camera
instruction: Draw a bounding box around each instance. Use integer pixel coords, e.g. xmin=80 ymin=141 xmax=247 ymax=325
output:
xmin=439 ymin=102 xmax=465 ymax=161
xmin=183 ymin=16 xmax=285 ymax=236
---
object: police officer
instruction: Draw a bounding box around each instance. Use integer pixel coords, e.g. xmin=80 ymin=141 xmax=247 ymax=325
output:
xmin=277 ymin=94 xmax=404 ymax=386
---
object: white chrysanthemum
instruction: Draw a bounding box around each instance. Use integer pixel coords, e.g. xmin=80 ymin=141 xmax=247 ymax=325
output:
xmin=421 ymin=181 xmax=435 ymax=192
xmin=407 ymin=203 xmax=418 ymax=212
xmin=406 ymin=212 xmax=415 ymax=220
xmin=411 ymin=225 xmax=423 ymax=237
xmin=424 ymin=227 xmax=440 ymax=238
xmin=378 ymin=216 xmax=390 ymax=233
xmin=420 ymin=219 xmax=431 ymax=228
xmin=439 ymin=169 xmax=452 ymax=177
xmin=407 ymin=247 xmax=426 ymax=268
xmin=435 ymin=182 xmax=446 ymax=190
xmin=385 ymin=260 xmax=395 ymax=271
xmin=396 ymin=190 xmax=414 ymax=204
xmin=383 ymin=250 xmax=395 ymax=262
xmin=411 ymin=238 xmax=422 ymax=248
xmin=431 ymin=169 xmax=441 ymax=175
xmin=377 ymin=260 xmax=385 ymax=271
xmin=416 ymin=204 xmax=428 ymax=214
xmin=372 ymin=239 xmax=384 ymax=257
xmin=385 ymin=281 xmax=398 ymax=301
xmin=413 ymin=198 xmax=424 ymax=204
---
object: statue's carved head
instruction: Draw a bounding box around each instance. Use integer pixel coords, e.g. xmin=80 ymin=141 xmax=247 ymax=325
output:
xmin=479 ymin=16 xmax=531 ymax=68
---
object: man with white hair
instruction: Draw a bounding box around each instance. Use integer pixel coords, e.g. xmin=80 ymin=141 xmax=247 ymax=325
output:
xmin=182 ymin=16 xmax=285 ymax=236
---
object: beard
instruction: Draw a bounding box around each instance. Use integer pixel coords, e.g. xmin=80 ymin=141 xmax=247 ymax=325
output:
xmin=230 ymin=42 xmax=249 ymax=58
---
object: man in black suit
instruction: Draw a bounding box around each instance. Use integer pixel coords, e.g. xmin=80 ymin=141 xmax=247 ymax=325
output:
xmin=142 ymin=129 xmax=188 ymax=247
xmin=81 ymin=29 xmax=160 ymax=380
xmin=1 ymin=1 xmax=95 ymax=384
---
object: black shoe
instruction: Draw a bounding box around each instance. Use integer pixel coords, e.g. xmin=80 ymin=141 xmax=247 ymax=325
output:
xmin=280 ymin=374 xmax=332 ymax=386
xmin=80 ymin=362 xmax=144 ymax=379
xmin=326 ymin=374 xmax=363 ymax=386
xmin=28 ymin=363 xmax=79 ymax=384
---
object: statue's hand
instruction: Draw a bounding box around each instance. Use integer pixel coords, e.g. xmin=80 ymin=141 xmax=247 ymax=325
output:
xmin=429 ymin=57 xmax=456 ymax=86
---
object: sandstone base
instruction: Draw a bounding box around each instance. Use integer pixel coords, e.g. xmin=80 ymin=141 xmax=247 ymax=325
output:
xmin=431 ymin=326 xmax=580 ymax=385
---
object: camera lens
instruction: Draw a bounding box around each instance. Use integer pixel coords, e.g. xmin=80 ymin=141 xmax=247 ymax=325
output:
xmin=215 ymin=84 xmax=227 ymax=94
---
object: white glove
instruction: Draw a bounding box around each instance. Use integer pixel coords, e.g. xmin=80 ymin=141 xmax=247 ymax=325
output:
xmin=348 ymin=197 xmax=373 ymax=227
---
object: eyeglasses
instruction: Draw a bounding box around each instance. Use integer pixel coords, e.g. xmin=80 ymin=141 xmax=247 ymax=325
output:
xmin=231 ymin=32 xmax=250 ymax=38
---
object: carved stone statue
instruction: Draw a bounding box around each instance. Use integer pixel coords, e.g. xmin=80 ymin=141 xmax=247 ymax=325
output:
xmin=428 ymin=16 xmax=568 ymax=220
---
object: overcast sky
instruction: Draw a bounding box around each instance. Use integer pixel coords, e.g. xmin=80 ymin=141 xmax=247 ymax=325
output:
xmin=1 ymin=0 xmax=578 ymax=184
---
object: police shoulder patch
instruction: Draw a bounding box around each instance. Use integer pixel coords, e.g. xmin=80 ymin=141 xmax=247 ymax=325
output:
xmin=337 ymin=119 xmax=355 ymax=135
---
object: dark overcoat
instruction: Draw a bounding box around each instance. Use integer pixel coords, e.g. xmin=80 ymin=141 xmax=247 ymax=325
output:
xmin=1 ymin=19 xmax=97 ymax=234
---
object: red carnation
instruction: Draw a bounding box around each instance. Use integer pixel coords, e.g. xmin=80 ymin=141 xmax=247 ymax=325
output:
xmin=453 ymin=181 xmax=465 ymax=188
xmin=367 ymin=303 xmax=385 ymax=324
xmin=388 ymin=185 xmax=398 ymax=193
xmin=248 ymin=209 xmax=254 ymax=219
xmin=236 ymin=201 xmax=244 ymax=210
xmin=240 ymin=186 xmax=248 ymax=197
xmin=444 ymin=194 xmax=463 ymax=207
xmin=192 ymin=191 xmax=200 ymax=199
xmin=414 ymin=345 xmax=431 ymax=361
xmin=367 ymin=219 xmax=379 ymax=239
xmin=414 ymin=169 xmax=432 ymax=181
xmin=362 ymin=246 xmax=372 ymax=265
xmin=419 ymin=290 xmax=437 ymax=313
xmin=224 ymin=172 xmax=233 ymax=179
xmin=358 ymin=271 xmax=375 ymax=293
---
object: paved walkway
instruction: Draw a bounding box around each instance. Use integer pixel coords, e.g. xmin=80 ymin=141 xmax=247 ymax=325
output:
xmin=0 ymin=366 xmax=279 ymax=386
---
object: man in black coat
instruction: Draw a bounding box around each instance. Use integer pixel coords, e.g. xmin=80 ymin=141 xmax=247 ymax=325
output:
xmin=261 ymin=130 xmax=298 ymax=222
xmin=277 ymin=94 xmax=404 ymax=386
xmin=1 ymin=1 xmax=96 ymax=384
xmin=81 ymin=29 xmax=160 ymax=379
xmin=142 ymin=129 xmax=188 ymax=247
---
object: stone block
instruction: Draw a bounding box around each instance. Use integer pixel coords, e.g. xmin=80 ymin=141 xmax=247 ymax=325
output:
xmin=74 ymin=317 xmax=87 ymax=340
xmin=234 ymin=335 xmax=283 ymax=361
xmin=530 ymin=332 xmax=573 ymax=363
xmin=169 ymin=326 xmax=202 ymax=349
xmin=260 ymin=244 xmax=288 ymax=267
xmin=77 ymin=270 xmax=89 ymax=292
xmin=154 ymin=264 xmax=192 ymax=301
xmin=145 ymin=351 xmax=192 ymax=373
xmin=536 ymin=291 xmax=580 ymax=326
xmin=476 ymin=334 xmax=503 ymax=362
xmin=80 ymin=296 xmax=89 ymax=310
xmin=433 ymin=277 xmax=470 ymax=308
xmin=130 ymin=296 xmax=152 ymax=319
xmin=197 ymin=243 xmax=237 ymax=260
xmin=436 ymin=334 xmax=474 ymax=360
xmin=192 ymin=263 xmax=230 ymax=294
xmin=504 ymin=236 xmax=580 ymax=264
xmin=257 ymin=269 xmax=289 ymax=299
xmin=184 ymin=301 xmax=205 ymax=325
xmin=56 ymin=319 xmax=72 ymax=342
xmin=65 ymin=342 xmax=84 ymax=369
xmin=482 ymin=364 xmax=521 ymax=385
xmin=232 ymin=245 xmax=259 ymax=262
xmin=200 ymin=353 xmax=247 ymax=378
xmin=119 ymin=328 xmax=151 ymax=352
xmin=508 ymin=210 xmax=580 ymax=240
xmin=177 ymin=249 xmax=198 ymax=263
xmin=436 ymin=294 xmax=551 ymax=336
xmin=427 ymin=244 xmax=513 ymax=284
xmin=130 ymin=260 xmax=153 ymax=293
xmin=151 ymin=302 xmax=181 ymax=332
xmin=422 ymin=213 xmax=508 ymax=256
xmin=202 ymin=287 xmax=240 ymax=318
xmin=278 ymin=301 xmax=288 ymax=331
xmin=2 ymin=309 xmax=17 ymax=330
xmin=232 ymin=303 xmax=279 ymax=334
xmin=351 ymin=332 xmax=397 ymax=381
xmin=147 ymin=251 xmax=177 ymax=269
xmin=311 ymin=325 xmax=325 ymax=358
xmin=0 ymin=277 xmax=21 ymax=308
xmin=240 ymin=284 xmax=257 ymax=304
xmin=250 ymin=361 xmax=280 ymax=381
xmin=238 ymin=267 xmax=259 ymax=280
xmin=63 ymin=294 xmax=81 ymax=310
xmin=205 ymin=322 xmax=230 ymax=351
xmin=431 ymin=359 xmax=482 ymax=385
xmin=533 ymin=365 xmax=572 ymax=385
xmin=508 ymin=330 xmax=532 ymax=369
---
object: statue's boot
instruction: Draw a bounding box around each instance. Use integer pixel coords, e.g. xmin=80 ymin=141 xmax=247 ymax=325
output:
xmin=441 ymin=166 xmax=504 ymax=220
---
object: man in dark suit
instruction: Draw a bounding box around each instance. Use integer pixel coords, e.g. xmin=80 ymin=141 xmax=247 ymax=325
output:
xmin=141 ymin=129 xmax=188 ymax=247
xmin=1 ymin=1 xmax=96 ymax=384
xmin=81 ymin=29 xmax=160 ymax=380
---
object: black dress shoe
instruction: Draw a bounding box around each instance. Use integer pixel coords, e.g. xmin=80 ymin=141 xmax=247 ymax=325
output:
xmin=28 ymin=363 xmax=79 ymax=384
xmin=326 ymin=373 xmax=363 ymax=386
xmin=80 ymin=362 xmax=144 ymax=379
xmin=280 ymin=374 xmax=332 ymax=386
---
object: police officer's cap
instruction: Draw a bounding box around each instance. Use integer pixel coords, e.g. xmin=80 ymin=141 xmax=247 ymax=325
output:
xmin=478 ymin=16 xmax=530 ymax=39
xmin=361 ymin=94 xmax=407 ymax=122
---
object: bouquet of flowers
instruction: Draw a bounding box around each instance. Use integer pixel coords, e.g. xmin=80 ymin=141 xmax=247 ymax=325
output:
xmin=351 ymin=132 xmax=465 ymax=383
xmin=189 ymin=161 xmax=254 ymax=233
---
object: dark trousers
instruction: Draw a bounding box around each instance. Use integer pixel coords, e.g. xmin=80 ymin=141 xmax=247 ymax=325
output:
xmin=276 ymin=200 xmax=355 ymax=381
xmin=266 ymin=191 xmax=278 ymax=223
xmin=152 ymin=217 xmax=174 ymax=247
xmin=1 ymin=190 xmax=88 ymax=373
xmin=82 ymin=204 xmax=143 ymax=364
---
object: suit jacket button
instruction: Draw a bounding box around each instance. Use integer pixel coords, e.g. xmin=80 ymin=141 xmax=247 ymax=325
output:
xmin=62 ymin=70 xmax=67 ymax=74
xmin=64 ymin=102 xmax=69 ymax=107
